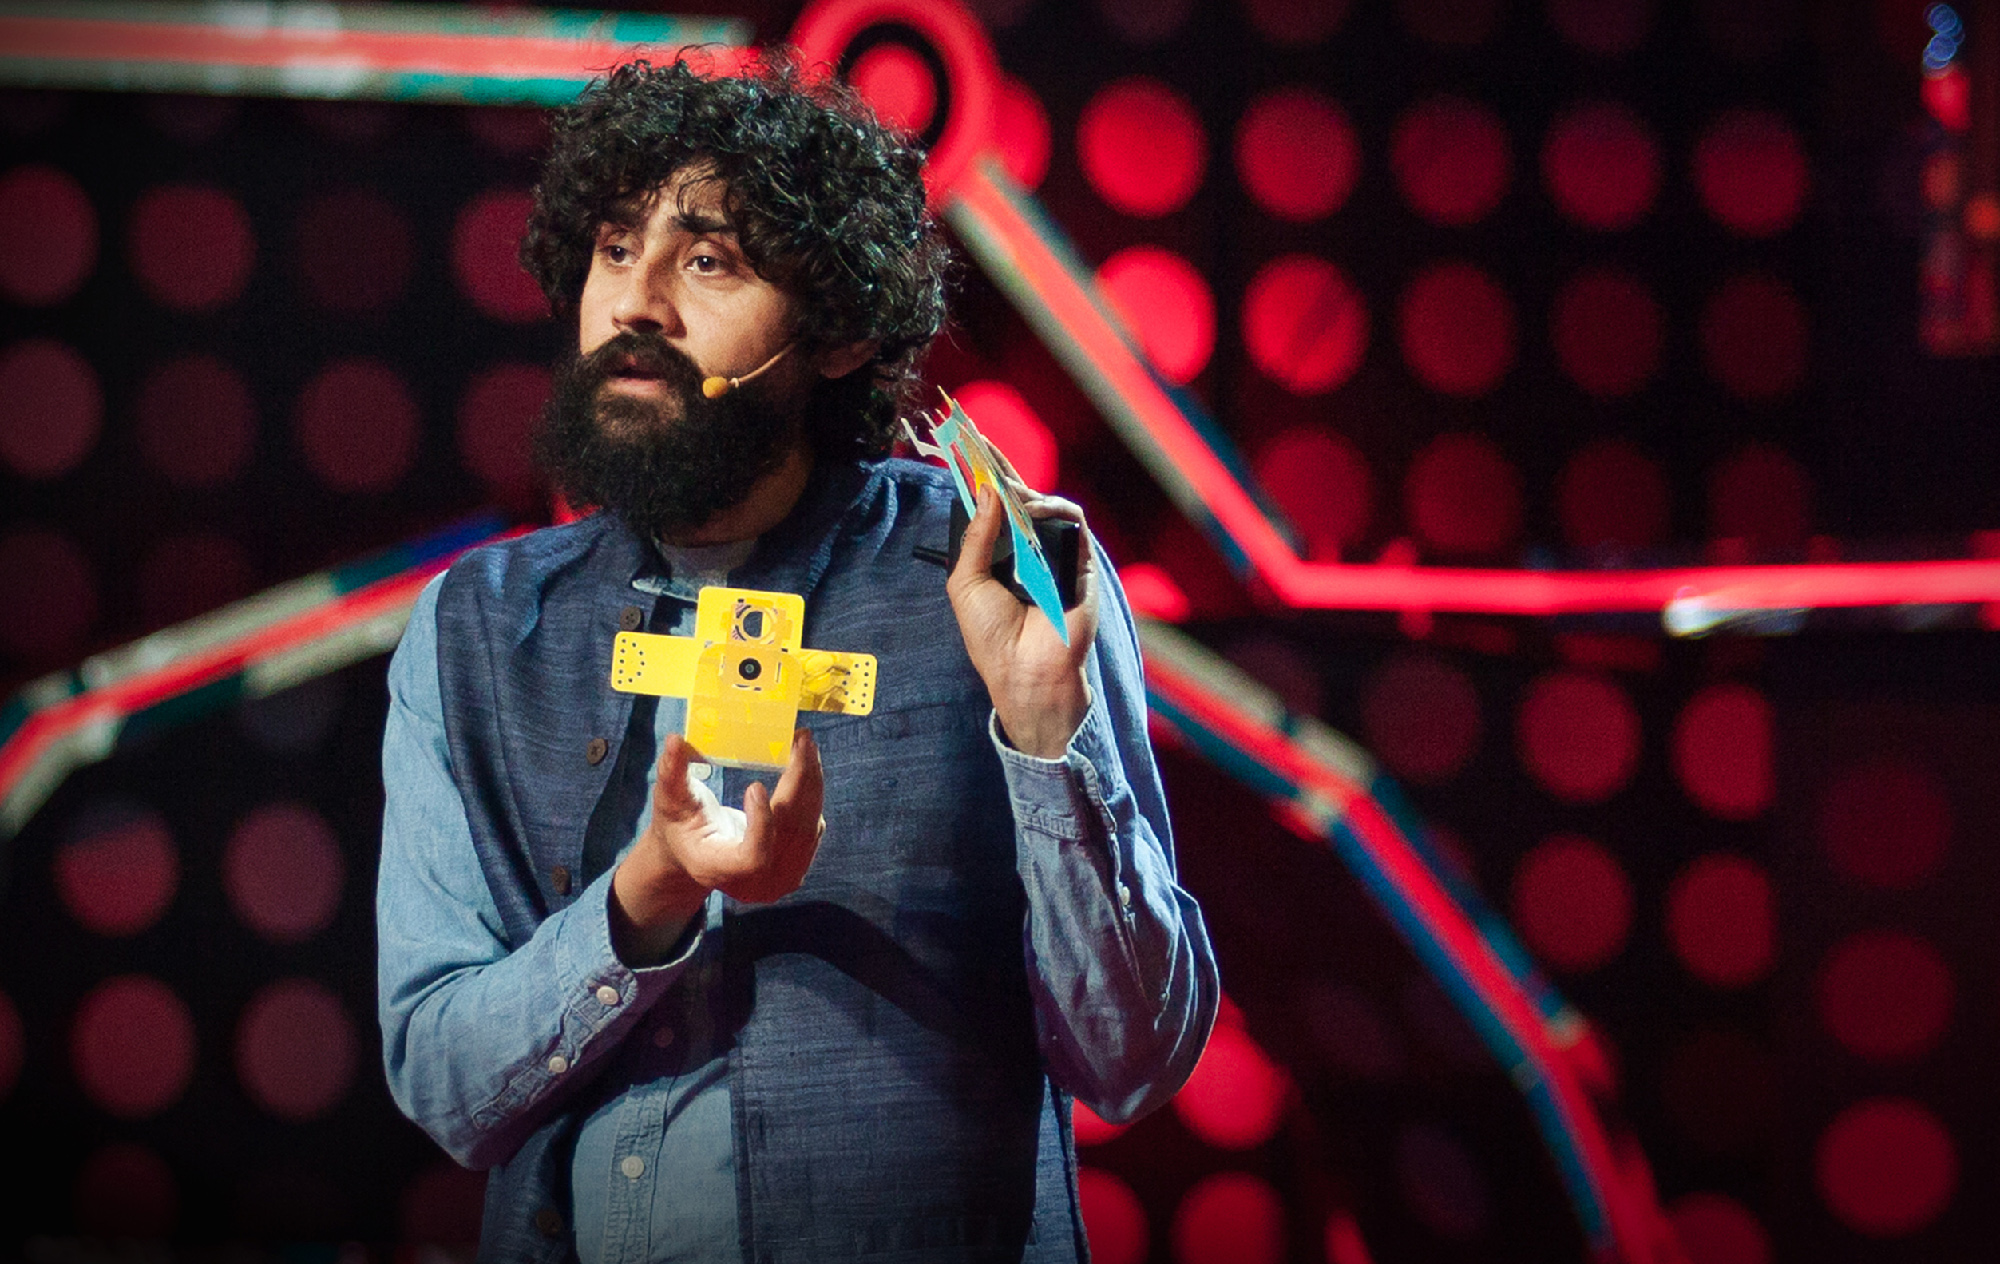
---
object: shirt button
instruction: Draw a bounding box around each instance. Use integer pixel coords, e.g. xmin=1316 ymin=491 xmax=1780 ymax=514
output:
xmin=653 ymin=1025 xmax=675 ymax=1048
xmin=547 ymin=1054 xmax=569 ymax=1074
xmin=1117 ymin=882 xmax=1132 ymax=909
xmin=595 ymin=984 xmax=619 ymax=1006
xmin=620 ymin=1155 xmax=646 ymax=1180
xmin=551 ymin=865 xmax=572 ymax=896
xmin=619 ymin=605 xmax=644 ymax=632
xmin=585 ymin=737 xmax=609 ymax=765
xmin=535 ymin=1206 xmax=565 ymax=1237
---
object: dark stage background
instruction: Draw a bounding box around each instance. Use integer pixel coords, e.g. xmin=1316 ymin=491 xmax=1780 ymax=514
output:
xmin=3 ymin=1 xmax=1998 ymax=1261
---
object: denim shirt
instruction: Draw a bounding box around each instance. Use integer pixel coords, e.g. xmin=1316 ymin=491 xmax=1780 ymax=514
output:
xmin=376 ymin=457 xmax=1218 ymax=1263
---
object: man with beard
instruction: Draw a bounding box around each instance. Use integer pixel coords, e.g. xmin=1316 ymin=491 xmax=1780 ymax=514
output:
xmin=377 ymin=55 xmax=1217 ymax=1264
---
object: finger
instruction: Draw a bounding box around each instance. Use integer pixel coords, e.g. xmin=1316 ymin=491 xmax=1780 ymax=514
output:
xmin=948 ymin=484 xmax=1006 ymax=592
xmin=769 ymin=729 xmax=825 ymax=823
xmin=1022 ymin=492 xmax=1084 ymax=526
xmin=738 ymin=779 xmax=774 ymax=870
xmin=653 ymin=734 xmax=705 ymax=820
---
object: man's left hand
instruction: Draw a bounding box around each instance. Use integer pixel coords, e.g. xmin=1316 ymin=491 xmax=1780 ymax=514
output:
xmin=947 ymin=482 xmax=1100 ymax=759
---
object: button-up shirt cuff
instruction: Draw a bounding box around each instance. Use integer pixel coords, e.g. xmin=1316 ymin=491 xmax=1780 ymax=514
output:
xmin=989 ymin=706 xmax=1118 ymax=842
xmin=551 ymin=870 xmax=701 ymax=1035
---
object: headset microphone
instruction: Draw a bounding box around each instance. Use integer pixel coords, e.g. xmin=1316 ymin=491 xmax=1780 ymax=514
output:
xmin=701 ymin=341 xmax=796 ymax=399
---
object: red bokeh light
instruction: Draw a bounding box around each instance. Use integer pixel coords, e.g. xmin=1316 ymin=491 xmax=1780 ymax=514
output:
xmin=1668 ymin=1191 xmax=1771 ymax=1264
xmin=1542 ymin=102 xmax=1662 ymax=230
xmin=1242 ymin=255 xmax=1368 ymax=394
xmin=1251 ymin=426 xmax=1372 ymax=558
xmin=1816 ymin=930 xmax=1954 ymax=1062
xmin=1360 ymin=652 xmax=1481 ymax=784
xmin=1510 ymin=833 xmax=1634 ymax=972
xmin=1118 ymin=562 xmax=1192 ymax=621
xmin=1096 ymin=245 xmax=1215 ymax=384
xmin=458 ymin=363 xmax=552 ymax=501
xmin=0 ymin=338 xmax=101 ymax=479
xmin=1236 ymin=87 xmax=1359 ymax=222
xmin=1391 ymin=96 xmax=1511 ymax=225
xmin=1815 ymin=1098 xmax=1957 ymax=1236
xmin=1405 ymin=431 xmax=1522 ymax=556
xmin=1552 ymin=267 xmax=1661 ymax=397
xmin=128 ymin=184 xmax=255 ymax=311
xmin=136 ymin=355 xmax=256 ymax=488
xmin=1817 ymin=757 xmax=1951 ymax=888
xmin=1672 ymin=683 xmax=1774 ymax=819
xmin=452 ymin=189 xmax=544 ymax=321
xmin=1666 ymin=854 xmax=1775 ymax=987
xmin=1515 ymin=670 xmax=1639 ymax=803
xmin=139 ymin=531 xmax=254 ymax=629
xmin=1397 ymin=262 xmax=1517 ymax=396
xmin=235 ymin=977 xmax=358 ymax=1121
xmin=1395 ymin=1122 xmax=1490 ymax=1239
xmin=54 ymin=809 xmax=179 ymax=936
xmin=1172 ymin=1022 xmax=1289 ymax=1149
xmin=995 ymin=75 xmax=1051 ymax=191
xmin=72 ymin=975 xmax=197 ymax=1117
xmin=0 ymin=163 xmax=96 ymax=304
xmin=0 ymin=527 xmax=97 ymax=663
xmin=1072 ymin=1099 xmax=1129 ymax=1145
xmin=1557 ymin=439 xmax=1670 ymax=552
xmin=1549 ymin=0 xmax=1654 ymax=55
xmin=1700 ymin=274 xmax=1807 ymax=400
xmin=1708 ymin=443 xmax=1810 ymax=550
xmin=849 ymin=43 xmax=936 ymax=137
xmin=295 ymin=358 xmax=420 ymax=493
xmin=297 ymin=187 xmax=413 ymax=313
xmin=1078 ymin=1168 xmax=1147 ymax=1264
xmin=1077 ymin=77 xmax=1207 ymax=217
xmin=952 ymin=380 xmax=1057 ymax=489
xmin=1172 ymin=1172 xmax=1285 ymax=1264
xmin=225 ymin=802 xmax=347 ymax=944
xmin=1693 ymin=110 xmax=1809 ymax=237
xmin=73 ymin=1142 xmax=177 ymax=1239
xmin=0 ymin=988 xmax=22 ymax=1102
xmin=1922 ymin=65 xmax=1972 ymax=132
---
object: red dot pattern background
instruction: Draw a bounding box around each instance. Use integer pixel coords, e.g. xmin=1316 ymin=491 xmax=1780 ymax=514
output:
xmin=3 ymin=6 xmax=1991 ymax=1260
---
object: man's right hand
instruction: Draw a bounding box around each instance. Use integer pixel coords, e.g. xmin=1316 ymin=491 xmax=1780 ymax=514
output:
xmin=609 ymin=728 xmax=825 ymax=965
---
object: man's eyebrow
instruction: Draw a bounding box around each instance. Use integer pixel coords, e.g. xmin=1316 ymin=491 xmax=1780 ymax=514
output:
xmin=670 ymin=211 xmax=737 ymax=237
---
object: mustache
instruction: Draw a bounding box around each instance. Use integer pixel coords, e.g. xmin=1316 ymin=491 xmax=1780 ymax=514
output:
xmin=574 ymin=329 xmax=704 ymax=391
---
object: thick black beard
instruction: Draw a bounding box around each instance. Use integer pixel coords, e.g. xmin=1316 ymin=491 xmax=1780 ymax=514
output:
xmin=533 ymin=329 xmax=801 ymax=543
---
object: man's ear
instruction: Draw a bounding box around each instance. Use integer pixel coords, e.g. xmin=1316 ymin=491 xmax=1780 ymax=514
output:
xmin=816 ymin=340 xmax=879 ymax=381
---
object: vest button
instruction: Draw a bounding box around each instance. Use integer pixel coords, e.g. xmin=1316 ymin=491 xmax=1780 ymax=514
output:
xmin=619 ymin=605 xmax=644 ymax=632
xmin=535 ymin=1205 xmax=564 ymax=1237
xmin=550 ymin=865 xmax=572 ymax=895
xmin=585 ymin=737 xmax=609 ymax=765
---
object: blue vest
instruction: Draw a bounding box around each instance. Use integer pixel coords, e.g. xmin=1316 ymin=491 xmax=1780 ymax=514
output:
xmin=433 ymin=459 xmax=1086 ymax=1263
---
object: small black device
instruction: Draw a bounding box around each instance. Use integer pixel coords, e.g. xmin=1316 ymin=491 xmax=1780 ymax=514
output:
xmin=938 ymin=498 xmax=1082 ymax=610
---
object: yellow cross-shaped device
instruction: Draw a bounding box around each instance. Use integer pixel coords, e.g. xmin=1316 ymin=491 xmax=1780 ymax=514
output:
xmin=608 ymin=586 xmax=877 ymax=770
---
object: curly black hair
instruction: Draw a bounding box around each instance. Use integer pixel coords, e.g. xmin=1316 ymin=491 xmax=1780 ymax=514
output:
xmin=520 ymin=52 xmax=950 ymax=457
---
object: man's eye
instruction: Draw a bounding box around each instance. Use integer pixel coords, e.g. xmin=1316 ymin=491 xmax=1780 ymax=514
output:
xmin=689 ymin=253 xmax=722 ymax=273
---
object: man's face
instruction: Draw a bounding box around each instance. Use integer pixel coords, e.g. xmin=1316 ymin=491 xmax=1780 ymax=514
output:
xmin=536 ymin=169 xmax=813 ymax=543
xmin=576 ymin=168 xmax=805 ymax=416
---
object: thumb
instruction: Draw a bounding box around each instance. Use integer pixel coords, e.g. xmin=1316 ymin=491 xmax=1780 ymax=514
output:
xmin=949 ymin=484 xmax=1006 ymax=593
xmin=654 ymin=733 xmax=705 ymax=820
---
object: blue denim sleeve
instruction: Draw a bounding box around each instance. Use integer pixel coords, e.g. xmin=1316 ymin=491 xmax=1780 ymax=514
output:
xmin=990 ymin=553 xmax=1220 ymax=1125
xmin=376 ymin=576 xmax=700 ymax=1170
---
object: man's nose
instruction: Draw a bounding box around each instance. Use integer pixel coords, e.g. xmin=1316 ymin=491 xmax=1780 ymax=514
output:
xmin=610 ymin=265 xmax=684 ymax=336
